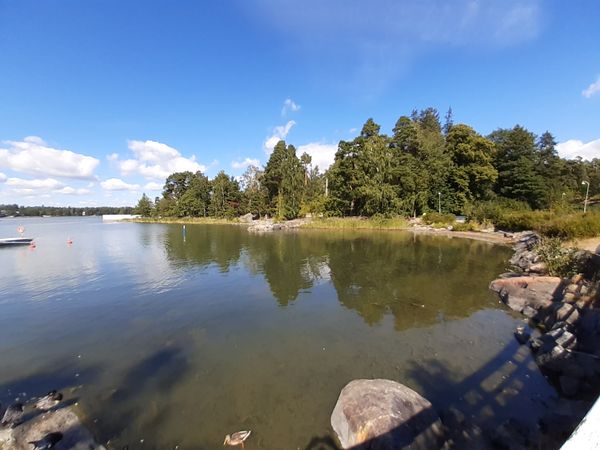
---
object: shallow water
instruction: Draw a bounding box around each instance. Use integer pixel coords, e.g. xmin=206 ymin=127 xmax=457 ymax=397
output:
xmin=0 ymin=217 xmax=556 ymax=449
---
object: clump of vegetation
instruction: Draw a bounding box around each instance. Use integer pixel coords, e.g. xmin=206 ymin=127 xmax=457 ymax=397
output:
xmin=452 ymin=220 xmax=492 ymax=232
xmin=537 ymin=211 xmax=600 ymax=239
xmin=534 ymin=237 xmax=580 ymax=278
xmin=422 ymin=212 xmax=455 ymax=227
xmin=304 ymin=216 xmax=408 ymax=230
xmin=467 ymin=199 xmax=531 ymax=224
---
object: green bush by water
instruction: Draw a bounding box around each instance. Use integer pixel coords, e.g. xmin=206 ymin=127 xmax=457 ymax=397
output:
xmin=534 ymin=237 xmax=580 ymax=278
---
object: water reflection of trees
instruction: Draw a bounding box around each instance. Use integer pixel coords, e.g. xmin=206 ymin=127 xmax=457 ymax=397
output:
xmin=162 ymin=225 xmax=510 ymax=327
xmin=163 ymin=224 xmax=246 ymax=272
xmin=325 ymin=232 xmax=510 ymax=329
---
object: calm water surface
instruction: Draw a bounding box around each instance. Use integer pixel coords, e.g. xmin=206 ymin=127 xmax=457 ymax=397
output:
xmin=0 ymin=217 xmax=556 ymax=449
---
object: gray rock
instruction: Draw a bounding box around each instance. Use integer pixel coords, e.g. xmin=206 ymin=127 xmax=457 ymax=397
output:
xmin=575 ymin=309 xmax=600 ymax=357
xmin=489 ymin=418 xmax=531 ymax=450
xmin=528 ymin=262 xmax=549 ymax=274
xmin=239 ymin=213 xmax=254 ymax=223
xmin=0 ymin=407 xmax=105 ymax=450
xmin=565 ymin=284 xmax=579 ymax=295
xmin=555 ymin=304 xmax=576 ymax=322
xmin=559 ymin=375 xmax=580 ymax=397
xmin=514 ymin=326 xmax=531 ymax=345
xmin=548 ymin=327 xmax=577 ymax=350
xmin=489 ymin=276 xmax=561 ymax=315
xmin=331 ymin=379 xmax=444 ymax=450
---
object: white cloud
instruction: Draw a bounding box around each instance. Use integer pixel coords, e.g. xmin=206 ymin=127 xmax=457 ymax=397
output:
xmin=0 ymin=172 xmax=6 ymax=183
xmin=231 ymin=157 xmax=260 ymax=170
xmin=117 ymin=140 xmax=206 ymax=180
xmin=349 ymin=127 xmax=358 ymax=134
xmin=0 ymin=137 xmax=99 ymax=179
xmin=55 ymin=187 xmax=91 ymax=195
xmin=107 ymin=153 xmax=119 ymax=161
xmin=2 ymin=177 xmax=89 ymax=196
xmin=6 ymin=177 xmax=64 ymax=190
xmin=281 ymin=98 xmax=301 ymax=116
xmin=264 ymin=120 xmax=296 ymax=154
xmin=557 ymin=139 xmax=600 ymax=161
xmin=297 ymin=142 xmax=338 ymax=171
xmin=100 ymin=178 xmax=140 ymax=191
xmin=144 ymin=181 xmax=163 ymax=191
xmin=582 ymin=75 xmax=600 ymax=98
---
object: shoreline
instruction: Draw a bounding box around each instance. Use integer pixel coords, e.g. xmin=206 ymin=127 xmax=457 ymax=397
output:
xmin=130 ymin=217 xmax=516 ymax=246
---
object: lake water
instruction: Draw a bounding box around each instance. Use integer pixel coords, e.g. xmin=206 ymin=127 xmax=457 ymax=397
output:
xmin=0 ymin=217 xmax=557 ymax=449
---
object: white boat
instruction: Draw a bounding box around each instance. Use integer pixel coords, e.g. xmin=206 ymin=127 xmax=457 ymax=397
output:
xmin=0 ymin=237 xmax=34 ymax=246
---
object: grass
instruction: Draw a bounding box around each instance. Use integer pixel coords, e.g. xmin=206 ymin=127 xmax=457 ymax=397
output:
xmin=493 ymin=210 xmax=600 ymax=239
xmin=131 ymin=217 xmax=241 ymax=225
xmin=302 ymin=216 xmax=409 ymax=230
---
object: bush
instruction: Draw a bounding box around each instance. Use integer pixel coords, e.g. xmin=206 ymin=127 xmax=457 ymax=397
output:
xmin=467 ymin=199 xmax=530 ymax=223
xmin=537 ymin=211 xmax=600 ymax=239
xmin=494 ymin=210 xmax=554 ymax=232
xmin=452 ymin=221 xmax=485 ymax=232
xmin=422 ymin=212 xmax=455 ymax=226
xmin=534 ymin=237 xmax=579 ymax=278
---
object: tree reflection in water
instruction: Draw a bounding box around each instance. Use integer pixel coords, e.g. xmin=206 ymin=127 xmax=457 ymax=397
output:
xmin=163 ymin=225 xmax=511 ymax=328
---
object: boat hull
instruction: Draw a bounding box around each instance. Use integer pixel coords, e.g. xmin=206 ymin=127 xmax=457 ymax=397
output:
xmin=0 ymin=238 xmax=34 ymax=246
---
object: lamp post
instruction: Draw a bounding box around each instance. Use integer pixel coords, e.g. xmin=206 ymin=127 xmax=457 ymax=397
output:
xmin=582 ymin=181 xmax=590 ymax=213
xmin=438 ymin=192 xmax=441 ymax=214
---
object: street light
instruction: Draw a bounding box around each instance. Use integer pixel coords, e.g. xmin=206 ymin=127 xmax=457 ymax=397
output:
xmin=438 ymin=192 xmax=441 ymax=214
xmin=582 ymin=181 xmax=590 ymax=213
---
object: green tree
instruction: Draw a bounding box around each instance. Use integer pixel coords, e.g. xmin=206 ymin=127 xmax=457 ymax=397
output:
xmin=489 ymin=126 xmax=546 ymax=208
xmin=135 ymin=193 xmax=154 ymax=217
xmin=263 ymin=140 xmax=304 ymax=219
xmin=179 ymin=171 xmax=211 ymax=217
xmin=240 ymin=165 xmax=269 ymax=218
xmin=210 ymin=171 xmax=241 ymax=218
xmin=445 ymin=124 xmax=497 ymax=211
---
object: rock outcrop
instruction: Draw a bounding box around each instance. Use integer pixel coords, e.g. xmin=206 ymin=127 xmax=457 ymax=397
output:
xmin=0 ymin=406 xmax=104 ymax=450
xmin=489 ymin=233 xmax=600 ymax=398
xmin=247 ymin=218 xmax=307 ymax=232
xmin=330 ymin=379 xmax=444 ymax=450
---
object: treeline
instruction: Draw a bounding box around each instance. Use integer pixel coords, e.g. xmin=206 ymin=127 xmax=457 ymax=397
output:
xmin=136 ymin=108 xmax=599 ymax=219
xmin=0 ymin=204 xmax=134 ymax=217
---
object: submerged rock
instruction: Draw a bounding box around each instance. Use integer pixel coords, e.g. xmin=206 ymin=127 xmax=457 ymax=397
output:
xmin=330 ymin=379 xmax=444 ymax=450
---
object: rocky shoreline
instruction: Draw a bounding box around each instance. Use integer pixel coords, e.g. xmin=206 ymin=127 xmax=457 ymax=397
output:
xmin=489 ymin=232 xmax=600 ymax=399
xmin=328 ymin=231 xmax=600 ymax=449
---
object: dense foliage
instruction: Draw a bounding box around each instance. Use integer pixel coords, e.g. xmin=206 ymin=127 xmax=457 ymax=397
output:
xmin=136 ymin=107 xmax=598 ymax=229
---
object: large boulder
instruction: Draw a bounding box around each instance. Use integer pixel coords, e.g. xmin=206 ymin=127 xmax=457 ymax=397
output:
xmin=0 ymin=407 xmax=105 ymax=450
xmin=489 ymin=276 xmax=563 ymax=316
xmin=331 ymin=379 xmax=444 ymax=450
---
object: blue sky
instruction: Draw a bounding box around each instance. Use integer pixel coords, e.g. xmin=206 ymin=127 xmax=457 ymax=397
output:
xmin=0 ymin=0 xmax=599 ymax=206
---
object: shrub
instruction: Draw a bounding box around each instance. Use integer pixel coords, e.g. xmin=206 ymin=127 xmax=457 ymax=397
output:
xmin=537 ymin=211 xmax=600 ymax=239
xmin=468 ymin=199 xmax=530 ymax=224
xmin=422 ymin=212 xmax=455 ymax=226
xmin=494 ymin=210 xmax=554 ymax=232
xmin=534 ymin=237 xmax=580 ymax=278
xmin=452 ymin=221 xmax=484 ymax=232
